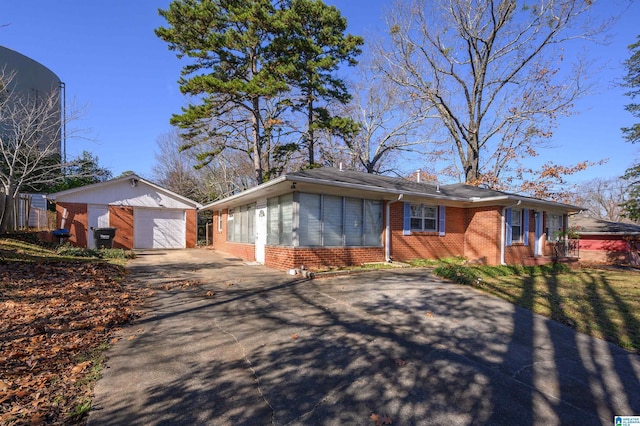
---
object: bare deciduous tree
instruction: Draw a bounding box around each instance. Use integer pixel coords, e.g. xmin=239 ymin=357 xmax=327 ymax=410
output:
xmin=0 ymin=69 xmax=79 ymax=232
xmin=569 ymin=177 xmax=629 ymax=222
xmin=152 ymin=130 xmax=256 ymax=203
xmin=338 ymin=65 xmax=432 ymax=174
xmin=377 ymin=0 xmax=611 ymax=189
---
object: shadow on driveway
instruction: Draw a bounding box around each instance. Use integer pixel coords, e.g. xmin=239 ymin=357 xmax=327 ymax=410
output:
xmin=88 ymin=249 xmax=640 ymax=425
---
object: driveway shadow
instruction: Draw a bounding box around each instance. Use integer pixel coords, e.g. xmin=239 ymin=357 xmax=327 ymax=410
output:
xmin=88 ymin=253 xmax=640 ymax=425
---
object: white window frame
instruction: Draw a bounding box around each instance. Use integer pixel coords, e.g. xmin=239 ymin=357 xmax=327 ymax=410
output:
xmin=410 ymin=204 xmax=437 ymax=232
xmin=511 ymin=209 xmax=523 ymax=243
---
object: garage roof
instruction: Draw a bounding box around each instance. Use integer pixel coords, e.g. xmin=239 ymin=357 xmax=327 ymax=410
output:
xmin=49 ymin=174 xmax=202 ymax=209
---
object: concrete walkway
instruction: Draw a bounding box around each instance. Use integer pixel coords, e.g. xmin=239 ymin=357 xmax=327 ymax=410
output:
xmin=88 ymin=249 xmax=640 ymax=425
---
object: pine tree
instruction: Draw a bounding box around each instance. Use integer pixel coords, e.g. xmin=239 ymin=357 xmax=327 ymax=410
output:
xmin=156 ymin=0 xmax=289 ymax=185
xmin=621 ymin=36 xmax=640 ymax=222
xmin=272 ymin=0 xmax=363 ymax=167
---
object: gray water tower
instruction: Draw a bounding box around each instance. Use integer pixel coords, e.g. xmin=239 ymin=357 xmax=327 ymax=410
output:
xmin=0 ymin=46 xmax=65 ymax=159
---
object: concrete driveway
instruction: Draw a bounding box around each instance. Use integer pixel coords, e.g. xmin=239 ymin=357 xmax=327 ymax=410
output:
xmin=88 ymin=249 xmax=640 ymax=425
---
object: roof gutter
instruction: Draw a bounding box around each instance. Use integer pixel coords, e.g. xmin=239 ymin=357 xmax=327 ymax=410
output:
xmin=201 ymin=176 xmax=287 ymax=210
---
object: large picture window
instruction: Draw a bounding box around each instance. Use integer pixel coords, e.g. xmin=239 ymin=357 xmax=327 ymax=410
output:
xmin=267 ymin=194 xmax=293 ymax=245
xmin=227 ymin=203 xmax=255 ymax=243
xmin=546 ymin=213 xmax=563 ymax=241
xmin=270 ymin=193 xmax=382 ymax=247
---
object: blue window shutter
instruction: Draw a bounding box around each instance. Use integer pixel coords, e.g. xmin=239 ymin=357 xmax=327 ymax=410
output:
xmin=505 ymin=208 xmax=513 ymax=246
xmin=523 ymin=208 xmax=530 ymax=246
xmin=403 ymin=202 xmax=411 ymax=236
xmin=438 ymin=206 xmax=446 ymax=236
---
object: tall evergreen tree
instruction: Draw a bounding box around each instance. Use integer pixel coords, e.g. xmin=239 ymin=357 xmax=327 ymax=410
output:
xmin=273 ymin=0 xmax=363 ymax=167
xmin=156 ymin=0 xmax=289 ymax=185
xmin=621 ymin=36 xmax=640 ymax=222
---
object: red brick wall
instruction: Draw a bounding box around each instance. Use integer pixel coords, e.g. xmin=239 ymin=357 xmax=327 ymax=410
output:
xmin=389 ymin=203 xmax=466 ymax=263
xmin=211 ymin=208 xmax=256 ymax=260
xmin=57 ymin=202 xmax=88 ymax=247
xmin=109 ymin=206 xmax=134 ymax=249
xmin=265 ymin=246 xmax=385 ymax=270
xmin=463 ymin=206 xmax=502 ymax=265
xmin=578 ymin=235 xmax=631 ymax=264
xmin=503 ymin=209 xmax=536 ymax=265
xmin=185 ymin=209 xmax=197 ymax=248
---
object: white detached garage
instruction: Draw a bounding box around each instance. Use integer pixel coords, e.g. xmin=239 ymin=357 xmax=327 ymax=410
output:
xmin=50 ymin=174 xmax=201 ymax=250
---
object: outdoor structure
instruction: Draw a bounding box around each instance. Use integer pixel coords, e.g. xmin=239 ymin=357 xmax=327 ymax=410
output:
xmin=571 ymin=215 xmax=640 ymax=266
xmin=49 ymin=174 xmax=201 ymax=250
xmin=0 ymin=45 xmax=64 ymax=156
xmin=201 ymin=168 xmax=581 ymax=270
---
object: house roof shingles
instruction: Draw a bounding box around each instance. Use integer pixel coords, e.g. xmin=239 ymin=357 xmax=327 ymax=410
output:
xmin=571 ymin=216 xmax=640 ymax=236
xmin=202 ymin=167 xmax=582 ymax=211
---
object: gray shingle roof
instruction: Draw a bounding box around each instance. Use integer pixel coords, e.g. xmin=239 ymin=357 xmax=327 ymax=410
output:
xmin=289 ymin=168 xmax=533 ymax=199
xmin=571 ymin=216 xmax=640 ymax=235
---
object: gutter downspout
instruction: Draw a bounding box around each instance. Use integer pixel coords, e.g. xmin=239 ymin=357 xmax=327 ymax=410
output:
xmin=501 ymin=200 xmax=521 ymax=265
xmin=385 ymin=194 xmax=403 ymax=262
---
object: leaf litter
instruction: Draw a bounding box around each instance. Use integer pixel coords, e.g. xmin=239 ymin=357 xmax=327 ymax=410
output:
xmin=0 ymin=260 xmax=145 ymax=425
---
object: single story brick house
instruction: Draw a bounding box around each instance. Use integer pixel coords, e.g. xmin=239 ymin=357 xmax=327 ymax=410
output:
xmin=201 ymin=168 xmax=581 ymax=270
xmin=49 ymin=174 xmax=201 ymax=250
xmin=570 ymin=216 xmax=640 ymax=266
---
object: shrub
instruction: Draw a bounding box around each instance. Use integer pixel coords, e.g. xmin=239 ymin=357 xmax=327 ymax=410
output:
xmin=433 ymin=264 xmax=478 ymax=285
xmin=56 ymin=245 xmax=135 ymax=259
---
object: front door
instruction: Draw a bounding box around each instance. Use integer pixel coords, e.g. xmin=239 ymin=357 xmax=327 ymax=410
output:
xmin=88 ymin=205 xmax=109 ymax=248
xmin=255 ymin=202 xmax=267 ymax=264
xmin=534 ymin=211 xmax=544 ymax=256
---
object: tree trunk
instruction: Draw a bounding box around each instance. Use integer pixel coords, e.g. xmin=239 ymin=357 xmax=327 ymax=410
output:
xmin=307 ymin=95 xmax=315 ymax=166
xmin=0 ymin=193 xmax=16 ymax=234
xmin=252 ymin=97 xmax=264 ymax=185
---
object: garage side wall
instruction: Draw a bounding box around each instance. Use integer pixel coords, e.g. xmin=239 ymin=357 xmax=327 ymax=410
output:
xmin=56 ymin=202 xmax=88 ymax=247
xmin=186 ymin=209 xmax=197 ymax=248
xmin=109 ymin=206 xmax=134 ymax=249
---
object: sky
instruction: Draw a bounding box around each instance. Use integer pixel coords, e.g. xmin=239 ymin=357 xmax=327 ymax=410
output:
xmin=2 ymin=0 xmax=639 ymax=186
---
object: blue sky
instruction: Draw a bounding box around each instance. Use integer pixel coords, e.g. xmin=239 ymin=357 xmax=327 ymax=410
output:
xmin=2 ymin=0 xmax=639 ymax=185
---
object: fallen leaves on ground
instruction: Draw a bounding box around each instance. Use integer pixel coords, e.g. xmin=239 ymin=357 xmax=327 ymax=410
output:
xmin=370 ymin=412 xmax=393 ymax=425
xmin=0 ymin=261 xmax=144 ymax=425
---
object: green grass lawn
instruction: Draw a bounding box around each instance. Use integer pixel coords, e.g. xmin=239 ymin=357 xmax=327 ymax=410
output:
xmin=428 ymin=261 xmax=640 ymax=353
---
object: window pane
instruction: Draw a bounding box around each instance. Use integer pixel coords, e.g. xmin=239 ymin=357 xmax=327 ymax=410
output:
xmin=227 ymin=209 xmax=234 ymax=242
xmin=512 ymin=209 xmax=522 ymax=242
xmin=267 ymin=198 xmax=279 ymax=245
xmin=546 ymin=214 xmax=562 ymax=241
xmin=280 ymin=194 xmax=293 ymax=246
xmin=512 ymin=209 xmax=521 ymax=226
xmin=424 ymin=206 xmax=437 ymax=231
xmin=240 ymin=205 xmax=247 ymax=242
xmin=410 ymin=218 xmax=423 ymax=230
xmin=299 ymin=193 xmax=322 ymax=246
xmin=247 ymin=204 xmax=255 ymax=244
xmin=363 ymin=200 xmax=382 ymax=246
xmin=323 ymin=195 xmax=343 ymax=246
xmin=345 ymin=198 xmax=363 ymax=246
xmin=424 ymin=219 xmax=436 ymax=231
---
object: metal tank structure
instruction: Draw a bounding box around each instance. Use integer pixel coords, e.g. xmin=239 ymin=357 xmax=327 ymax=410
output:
xmin=0 ymin=45 xmax=65 ymax=159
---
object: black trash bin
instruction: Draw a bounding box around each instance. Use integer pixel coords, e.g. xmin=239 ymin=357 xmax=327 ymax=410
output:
xmin=93 ymin=227 xmax=116 ymax=249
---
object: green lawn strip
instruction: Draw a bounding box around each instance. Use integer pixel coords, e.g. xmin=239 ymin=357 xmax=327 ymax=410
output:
xmin=432 ymin=262 xmax=640 ymax=353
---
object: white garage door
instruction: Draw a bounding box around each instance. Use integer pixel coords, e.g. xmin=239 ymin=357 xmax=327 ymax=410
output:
xmin=134 ymin=209 xmax=186 ymax=249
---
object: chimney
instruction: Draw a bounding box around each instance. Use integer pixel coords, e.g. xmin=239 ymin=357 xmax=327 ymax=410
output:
xmin=416 ymin=169 xmax=421 ymax=183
